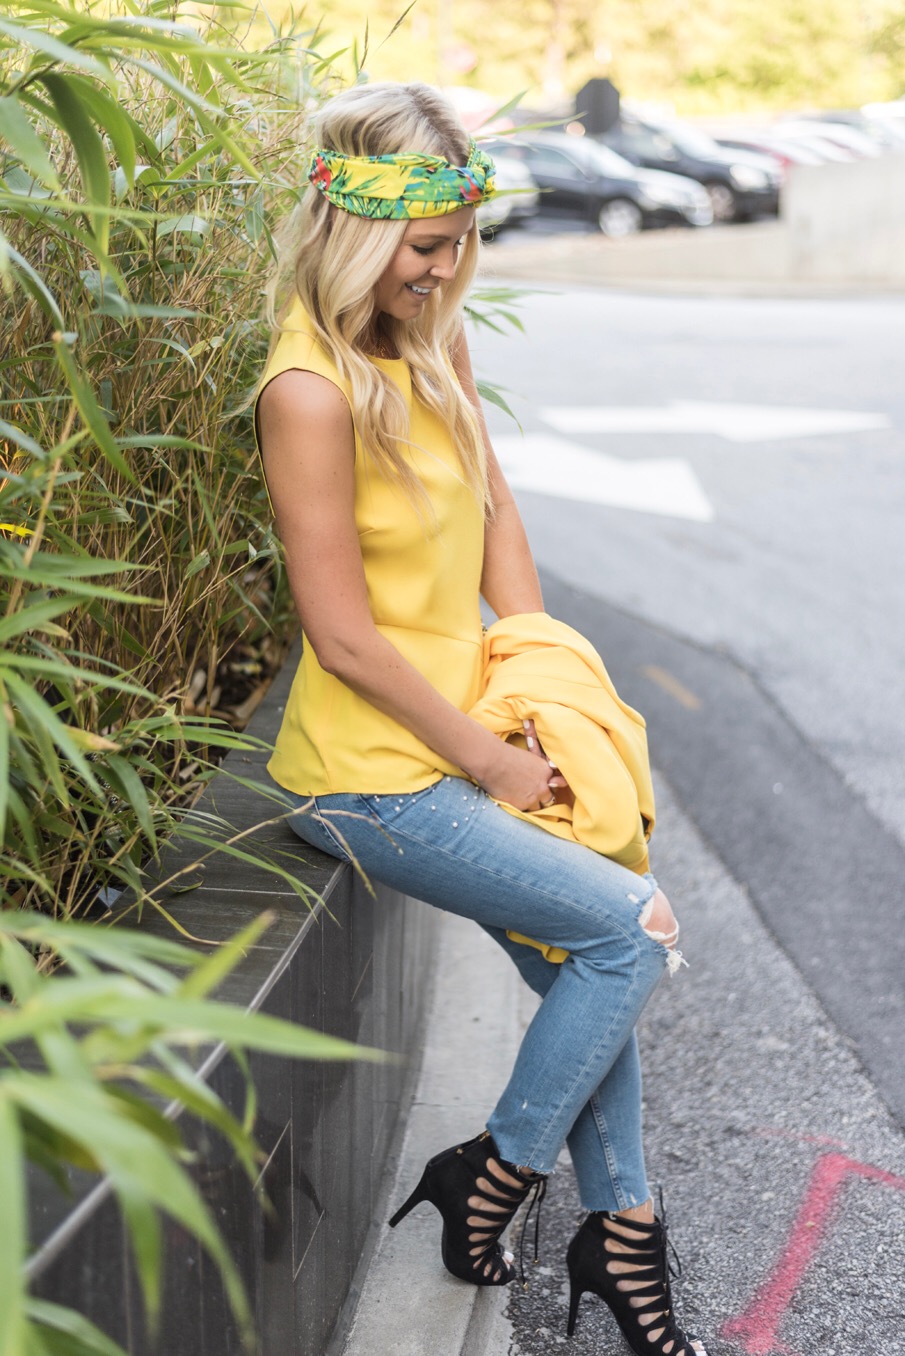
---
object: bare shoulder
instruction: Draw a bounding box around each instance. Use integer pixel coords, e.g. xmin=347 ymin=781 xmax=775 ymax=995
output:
xmin=257 ymin=368 xmax=353 ymax=442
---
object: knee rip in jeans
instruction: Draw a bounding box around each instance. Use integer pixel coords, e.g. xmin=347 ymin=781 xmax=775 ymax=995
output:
xmin=638 ymin=890 xmax=687 ymax=975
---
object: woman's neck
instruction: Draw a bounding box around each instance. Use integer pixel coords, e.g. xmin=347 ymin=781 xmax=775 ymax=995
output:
xmin=362 ymin=320 xmax=399 ymax=361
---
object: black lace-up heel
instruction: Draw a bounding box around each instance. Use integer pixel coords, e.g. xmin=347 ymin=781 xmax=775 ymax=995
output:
xmin=566 ymin=1207 xmax=706 ymax=1353
xmin=388 ymin=1130 xmax=546 ymax=1286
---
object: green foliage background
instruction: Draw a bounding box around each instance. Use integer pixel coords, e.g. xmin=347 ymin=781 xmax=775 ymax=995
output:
xmin=0 ymin=0 xmax=336 ymax=921
xmin=0 ymin=9 xmax=382 ymax=1353
xmin=261 ymin=0 xmax=905 ymax=115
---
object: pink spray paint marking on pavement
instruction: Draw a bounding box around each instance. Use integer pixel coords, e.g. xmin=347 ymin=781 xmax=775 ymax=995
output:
xmin=720 ymin=1151 xmax=905 ymax=1355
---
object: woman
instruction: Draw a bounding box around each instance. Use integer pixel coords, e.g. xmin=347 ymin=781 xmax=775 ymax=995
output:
xmin=255 ymin=81 xmax=706 ymax=1354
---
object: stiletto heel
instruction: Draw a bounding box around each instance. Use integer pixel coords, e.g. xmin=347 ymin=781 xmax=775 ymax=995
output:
xmin=388 ymin=1130 xmax=546 ymax=1286
xmin=387 ymin=1173 xmax=430 ymax=1227
xmin=565 ymin=1207 xmax=706 ymax=1353
xmin=566 ymin=1277 xmax=581 ymax=1338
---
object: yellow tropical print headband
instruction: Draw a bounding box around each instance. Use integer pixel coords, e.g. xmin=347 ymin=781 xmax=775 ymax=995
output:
xmin=307 ymin=140 xmax=497 ymax=219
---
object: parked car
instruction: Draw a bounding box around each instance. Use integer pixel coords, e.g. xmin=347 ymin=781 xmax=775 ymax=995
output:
xmin=477 ymin=151 xmax=540 ymax=232
xmin=758 ymin=128 xmax=854 ymax=162
xmin=485 ymin=132 xmax=713 ymax=236
xmin=597 ymin=114 xmax=781 ymax=222
xmin=775 ymin=119 xmax=882 ymax=159
xmin=862 ymin=98 xmax=905 ymax=137
xmin=715 ymin=134 xmax=825 ymax=173
xmin=812 ymin=109 xmax=905 ymax=151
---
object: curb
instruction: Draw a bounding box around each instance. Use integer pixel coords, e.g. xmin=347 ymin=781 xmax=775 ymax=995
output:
xmin=340 ymin=911 xmax=521 ymax=1356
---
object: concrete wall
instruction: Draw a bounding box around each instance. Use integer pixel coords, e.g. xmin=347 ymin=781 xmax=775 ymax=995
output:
xmin=782 ymin=153 xmax=905 ymax=282
xmin=25 ymin=649 xmax=439 ymax=1356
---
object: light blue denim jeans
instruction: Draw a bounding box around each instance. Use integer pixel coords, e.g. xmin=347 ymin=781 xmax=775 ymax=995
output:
xmin=281 ymin=773 xmax=671 ymax=1211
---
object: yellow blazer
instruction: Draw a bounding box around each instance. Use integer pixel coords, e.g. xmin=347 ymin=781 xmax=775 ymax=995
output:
xmin=469 ymin=613 xmax=655 ymax=963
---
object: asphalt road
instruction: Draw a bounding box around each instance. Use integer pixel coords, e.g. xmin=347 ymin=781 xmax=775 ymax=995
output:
xmin=462 ymin=279 xmax=905 ymax=1354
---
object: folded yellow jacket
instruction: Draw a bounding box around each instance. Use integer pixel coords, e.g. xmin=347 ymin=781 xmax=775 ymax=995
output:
xmin=468 ymin=612 xmax=655 ymax=963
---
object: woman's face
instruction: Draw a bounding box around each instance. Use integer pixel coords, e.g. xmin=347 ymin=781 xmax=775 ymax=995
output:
xmin=373 ymin=206 xmax=476 ymax=321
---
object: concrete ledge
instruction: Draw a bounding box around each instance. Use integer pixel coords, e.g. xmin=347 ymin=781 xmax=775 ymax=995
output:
xmin=340 ymin=913 xmax=521 ymax=1356
xmin=26 ymin=642 xmax=441 ymax=1356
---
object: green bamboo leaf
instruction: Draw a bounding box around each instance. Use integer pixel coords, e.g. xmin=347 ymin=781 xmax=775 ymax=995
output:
xmin=0 ymin=595 xmax=82 ymax=645
xmin=65 ymin=76 xmax=138 ymax=189
xmin=127 ymin=56 xmax=223 ymax=120
xmin=0 ymin=934 xmax=41 ymax=1003
xmin=157 ymin=136 xmax=217 ymax=182
xmin=7 ymin=1077 xmax=252 ymax=1338
xmin=19 ymin=1116 xmax=77 ymax=1193
xmin=0 ymin=420 xmax=45 ymax=458
xmin=0 ymin=1096 xmax=27 ymax=1356
xmin=193 ymin=104 xmax=260 ymax=179
xmin=4 ymin=672 xmax=103 ymax=798
xmin=51 ymin=337 xmax=136 ymax=482
xmin=0 ymin=96 xmax=61 ymax=192
xmin=4 ymin=784 xmax=40 ymax=865
xmin=104 ymin=1088 xmax=183 ymax=1150
xmin=24 ymin=1298 xmax=128 ymax=1356
xmin=0 ymin=554 xmax=137 ymax=579
xmin=3 ymin=245 xmax=64 ymax=327
xmin=0 ymin=18 xmax=110 ymax=80
xmin=3 ymin=677 xmax=68 ymax=805
xmin=118 ymin=1190 xmax=163 ymax=1327
xmin=103 ymin=756 xmax=157 ymax=847
xmin=9 ymin=915 xmax=198 ymax=977
xmin=106 ymin=996 xmax=384 ymax=1062
xmin=184 ymin=549 xmax=210 ymax=578
xmin=156 ymin=213 xmax=209 ymax=243
xmin=177 ymin=912 xmax=273 ymax=1000
xmin=40 ymin=73 xmax=111 ymax=251
xmin=475 ymin=88 xmax=530 ymax=129
xmin=0 ymin=976 xmax=176 ymax=1046
xmin=0 ymin=705 xmax=9 ymax=842
xmin=127 ymin=1067 xmax=257 ymax=1177
xmin=476 ymin=379 xmax=521 ymax=427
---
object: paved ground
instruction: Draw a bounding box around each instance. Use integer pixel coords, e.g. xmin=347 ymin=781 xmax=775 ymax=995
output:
xmin=505 ymin=770 xmax=905 ymax=1356
xmin=342 ymin=758 xmax=905 ymax=1356
xmin=341 ymin=266 xmax=905 ymax=1356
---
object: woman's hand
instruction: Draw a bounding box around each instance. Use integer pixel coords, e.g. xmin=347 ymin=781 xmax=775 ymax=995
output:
xmin=475 ymin=724 xmax=570 ymax=812
xmin=523 ymin=718 xmax=575 ymax=811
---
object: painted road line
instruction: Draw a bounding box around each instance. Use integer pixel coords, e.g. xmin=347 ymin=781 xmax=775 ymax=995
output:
xmin=492 ymin=433 xmax=714 ymax=523
xmin=540 ymin=401 xmax=892 ymax=443
xmin=641 ymin=664 xmax=702 ymax=711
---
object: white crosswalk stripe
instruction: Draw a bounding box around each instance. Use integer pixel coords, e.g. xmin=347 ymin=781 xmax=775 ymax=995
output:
xmin=540 ymin=401 xmax=891 ymax=443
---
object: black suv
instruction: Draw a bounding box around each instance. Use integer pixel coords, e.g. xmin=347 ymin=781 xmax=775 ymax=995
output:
xmin=597 ymin=114 xmax=780 ymax=222
xmin=485 ymin=132 xmax=713 ymax=236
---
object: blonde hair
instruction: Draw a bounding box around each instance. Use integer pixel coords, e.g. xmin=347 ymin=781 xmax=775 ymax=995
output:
xmin=264 ymin=83 xmax=490 ymax=519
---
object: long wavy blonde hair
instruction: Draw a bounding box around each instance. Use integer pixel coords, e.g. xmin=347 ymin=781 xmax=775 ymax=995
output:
xmin=264 ymin=82 xmax=490 ymax=519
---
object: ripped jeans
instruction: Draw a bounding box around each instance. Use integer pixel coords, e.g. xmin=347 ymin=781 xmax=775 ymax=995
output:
xmin=282 ymin=774 xmax=673 ymax=1211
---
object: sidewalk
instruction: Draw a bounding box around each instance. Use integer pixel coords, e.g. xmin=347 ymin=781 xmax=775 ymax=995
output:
xmin=338 ymin=773 xmax=905 ymax=1356
xmin=340 ymin=908 xmax=520 ymax=1356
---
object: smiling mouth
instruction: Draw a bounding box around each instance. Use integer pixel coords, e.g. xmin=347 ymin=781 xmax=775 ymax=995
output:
xmin=406 ymin=284 xmax=433 ymax=296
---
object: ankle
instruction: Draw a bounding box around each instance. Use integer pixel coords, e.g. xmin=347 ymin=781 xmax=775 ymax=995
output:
xmin=611 ymin=1197 xmax=654 ymax=1225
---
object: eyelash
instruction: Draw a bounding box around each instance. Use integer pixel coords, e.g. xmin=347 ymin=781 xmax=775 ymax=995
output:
xmin=412 ymin=239 xmax=464 ymax=256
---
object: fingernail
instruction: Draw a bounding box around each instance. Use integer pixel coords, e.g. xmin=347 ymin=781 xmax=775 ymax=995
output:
xmin=548 ymin=760 xmax=558 ymax=769
xmin=523 ymin=719 xmax=531 ymax=730
xmin=526 ymin=737 xmax=534 ymax=749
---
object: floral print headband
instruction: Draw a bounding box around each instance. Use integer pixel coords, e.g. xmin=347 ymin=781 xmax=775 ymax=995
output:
xmin=306 ymin=140 xmax=497 ymax=219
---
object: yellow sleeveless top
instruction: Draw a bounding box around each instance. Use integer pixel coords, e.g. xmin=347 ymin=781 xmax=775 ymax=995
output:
xmin=255 ymin=298 xmax=485 ymax=796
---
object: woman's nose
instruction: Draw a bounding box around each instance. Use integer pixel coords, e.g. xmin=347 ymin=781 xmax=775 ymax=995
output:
xmin=429 ymin=248 xmax=457 ymax=279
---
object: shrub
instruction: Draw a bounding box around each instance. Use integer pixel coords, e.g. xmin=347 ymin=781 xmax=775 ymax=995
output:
xmin=0 ymin=0 xmax=333 ymax=920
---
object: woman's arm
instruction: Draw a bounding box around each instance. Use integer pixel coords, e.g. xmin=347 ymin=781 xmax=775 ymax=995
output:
xmin=257 ymin=369 xmax=563 ymax=810
xmin=449 ymin=327 xmax=544 ymax=619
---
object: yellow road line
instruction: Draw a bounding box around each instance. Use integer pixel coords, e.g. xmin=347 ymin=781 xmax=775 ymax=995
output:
xmin=641 ymin=665 xmax=701 ymax=711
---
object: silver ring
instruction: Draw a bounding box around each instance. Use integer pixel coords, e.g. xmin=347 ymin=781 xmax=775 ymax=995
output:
xmin=542 ymin=793 xmax=556 ymax=807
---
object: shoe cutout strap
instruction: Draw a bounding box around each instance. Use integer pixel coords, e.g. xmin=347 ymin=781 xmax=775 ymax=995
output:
xmin=600 ymin=1213 xmax=701 ymax=1356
